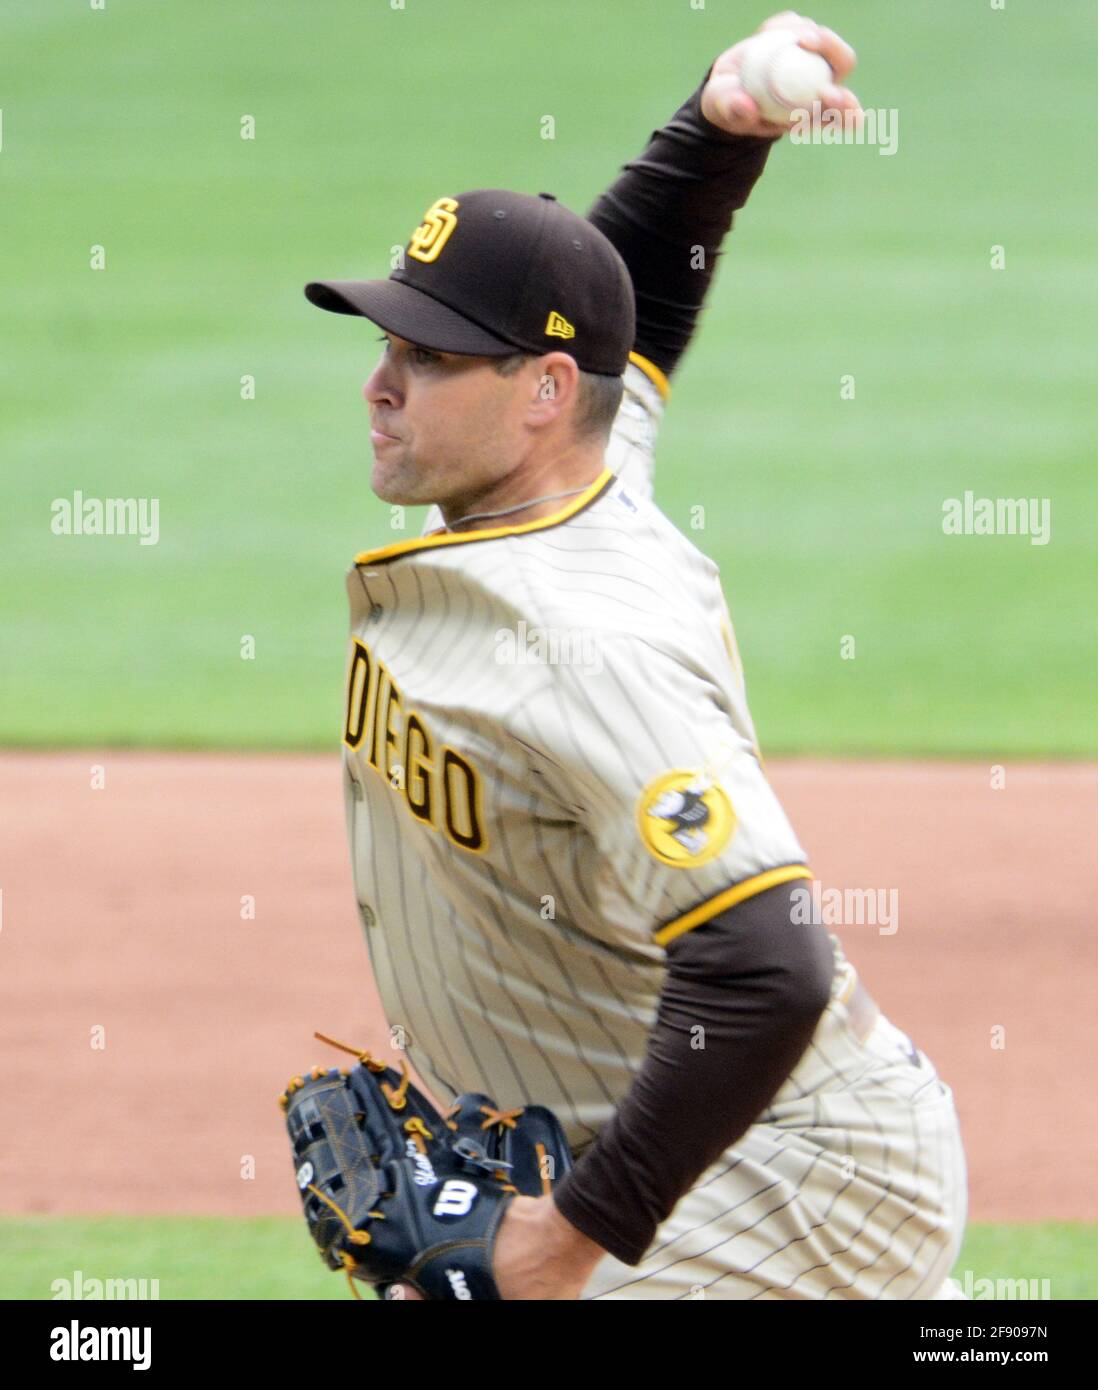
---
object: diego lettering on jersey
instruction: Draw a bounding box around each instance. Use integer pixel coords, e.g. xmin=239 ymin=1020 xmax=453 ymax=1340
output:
xmin=343 ymin=638 xmax=486 ymax=853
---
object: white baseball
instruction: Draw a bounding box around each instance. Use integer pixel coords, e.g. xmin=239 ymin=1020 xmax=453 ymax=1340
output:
xmin=738 ymin=28 xmax=834 ymax=123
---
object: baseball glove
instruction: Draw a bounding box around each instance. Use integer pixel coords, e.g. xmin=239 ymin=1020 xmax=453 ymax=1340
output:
xmin=280 ymin=1033 xmax=574 ymax=1300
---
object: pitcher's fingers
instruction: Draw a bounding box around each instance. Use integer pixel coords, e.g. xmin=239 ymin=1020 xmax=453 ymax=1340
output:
xmin=726 ymin=88 xmax=780 ymax=127
xmin=702 ymin=76 xmax=788 ymax=135
xmin=820 ymin=82 xmax=863 ymax=115
xmin=800 ymin=26 xmax=857 ymax=81
xmin=708 ymin=78 xmax=755 ymax=123
xmin=732 ymin=88 xmax=796 ymax=135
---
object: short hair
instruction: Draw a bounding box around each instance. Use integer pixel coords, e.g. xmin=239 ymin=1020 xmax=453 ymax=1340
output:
xmin=491 ymin=352 xmax=624 ymax=442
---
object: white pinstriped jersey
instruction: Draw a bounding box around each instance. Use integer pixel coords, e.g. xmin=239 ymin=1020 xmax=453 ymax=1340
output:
xmin=344 ymin=360 xmax=836 ymax=1145
xmin=340 ymin=357 xmax=968 ymax=1297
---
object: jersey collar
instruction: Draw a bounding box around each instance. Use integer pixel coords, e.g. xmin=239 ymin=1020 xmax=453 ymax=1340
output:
xmin=354 ymin=468 xmax=615 ymax=567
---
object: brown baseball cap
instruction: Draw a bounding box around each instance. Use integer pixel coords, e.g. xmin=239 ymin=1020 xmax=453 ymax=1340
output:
xmin=305 ymin=189 xmax=635 ymax=376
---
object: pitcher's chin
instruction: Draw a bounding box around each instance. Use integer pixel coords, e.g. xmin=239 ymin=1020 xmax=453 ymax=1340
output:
xmin=371 ymin=457 xmax=423 ymax=508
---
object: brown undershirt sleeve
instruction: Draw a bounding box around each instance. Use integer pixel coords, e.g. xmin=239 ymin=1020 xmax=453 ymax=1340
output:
xmin=551 ymin=880 xmax=836 ymax=1266
xmin=586 ymin=69 xmax=780 ymax=380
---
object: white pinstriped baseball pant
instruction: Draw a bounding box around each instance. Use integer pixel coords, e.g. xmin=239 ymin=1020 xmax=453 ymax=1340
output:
xmin=580 ymin=1011 xmax=969 ymax=1301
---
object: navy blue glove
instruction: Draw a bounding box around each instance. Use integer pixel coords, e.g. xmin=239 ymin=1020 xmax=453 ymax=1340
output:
xmin=281 ymin=1036 xmax=573 ymax=1300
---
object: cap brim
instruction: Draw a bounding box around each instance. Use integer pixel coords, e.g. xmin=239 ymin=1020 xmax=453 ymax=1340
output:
xmin=304 ymin=278 xmax=519 ymax=356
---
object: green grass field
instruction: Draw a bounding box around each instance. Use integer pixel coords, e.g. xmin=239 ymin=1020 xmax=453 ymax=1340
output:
xmin=2 ymin=5 xmax=1088 ymax=1303
xmin=2 ymin=0 xmax=1095 ymax=756
xmin=1 ymin=1217 xmax=1091 ymax=1301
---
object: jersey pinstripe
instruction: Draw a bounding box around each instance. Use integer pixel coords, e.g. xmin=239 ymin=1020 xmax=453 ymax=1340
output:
xmin=343 ymin=360 xmax=809 ymax=1135
xmin=341 ymin=357 xmax=967 ymax=1297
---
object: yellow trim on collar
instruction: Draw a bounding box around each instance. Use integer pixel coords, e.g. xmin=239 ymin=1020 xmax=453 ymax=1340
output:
xmin=653 ymin=865 xmax=813 ymax=947
xmin=354 ymin=468 xmax=614 ymax=567
xmin=628 ymin=351 xmax=671 ymax=401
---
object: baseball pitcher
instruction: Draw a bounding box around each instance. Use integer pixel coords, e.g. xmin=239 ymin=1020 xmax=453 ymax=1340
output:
xmin=294 ymin=12 xmax=969 ymax=1300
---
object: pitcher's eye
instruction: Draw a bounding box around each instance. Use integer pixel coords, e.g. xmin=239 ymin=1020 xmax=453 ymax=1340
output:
xmin=376 ymin=334 xmax=440 ymax=366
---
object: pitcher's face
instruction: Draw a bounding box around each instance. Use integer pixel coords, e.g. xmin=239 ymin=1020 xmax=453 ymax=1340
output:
xmin=362 ymin=333 xmax=536 ymax=510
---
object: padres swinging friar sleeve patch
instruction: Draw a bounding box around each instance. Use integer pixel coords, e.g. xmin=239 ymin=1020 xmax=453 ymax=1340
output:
xmin=512 ymin=615 xmax=810 ymax=952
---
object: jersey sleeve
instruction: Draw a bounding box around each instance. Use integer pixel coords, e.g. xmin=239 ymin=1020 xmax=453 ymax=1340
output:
xmin=602 ymin=357 xmax=667 ymax=505
xmin=513 ymin=632 xmax=810 ymax=949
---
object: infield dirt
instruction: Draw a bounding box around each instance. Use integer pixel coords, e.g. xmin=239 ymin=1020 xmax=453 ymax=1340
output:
xmin=1 ymin=753 xmax=1093 ymax=1220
